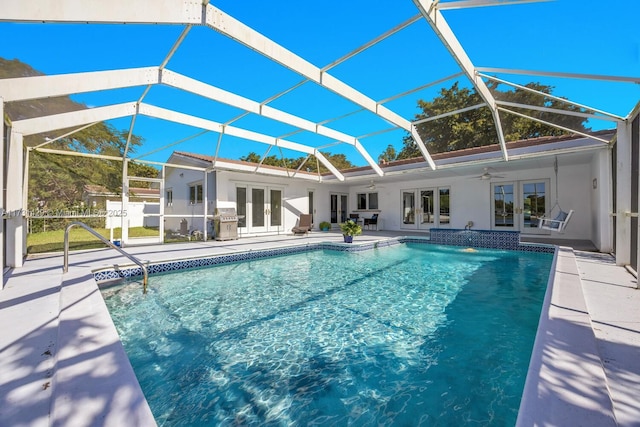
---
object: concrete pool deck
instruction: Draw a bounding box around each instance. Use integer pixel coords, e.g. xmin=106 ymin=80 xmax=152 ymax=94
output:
xmin=0 ymin=231 xmax=638 ymax=426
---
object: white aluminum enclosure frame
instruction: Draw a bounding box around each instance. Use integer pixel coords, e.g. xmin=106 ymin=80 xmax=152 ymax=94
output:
xmin=0 ymin=0 xmax=636 ymax=275
xmin=1 ymin=0 xmax=626 ymax=179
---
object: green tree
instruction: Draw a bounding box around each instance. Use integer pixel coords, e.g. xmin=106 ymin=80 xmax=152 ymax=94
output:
xmin=240 ymin=152 xmax=262 ymax=163
xmin=323 ymin=153 xmax=354 ymax=171
xmin=2 ymin=57 xmax=159 ymax=230
xmin=398 ymin=81 xmax=591 ymax=159
xmin=378 ymin=145 xmax=397 ymax=163
xmin=240 ymin=151 xmax=355 ymax=173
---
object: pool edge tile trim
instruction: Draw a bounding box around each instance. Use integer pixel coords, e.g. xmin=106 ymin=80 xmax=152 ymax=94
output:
xmin=93 ymin=231 xmax=553 ymax=284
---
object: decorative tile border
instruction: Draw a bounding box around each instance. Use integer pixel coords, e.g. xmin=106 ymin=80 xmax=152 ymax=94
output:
xmin=405 ymin=229 xmax=554 ymax=254
xmin=93 ymin=243 xmax=320 ymax=283
xmin=429 ymin=228 xmax=520 ymax=250
xmin=93 ymin=233 xmax=553 ymax=283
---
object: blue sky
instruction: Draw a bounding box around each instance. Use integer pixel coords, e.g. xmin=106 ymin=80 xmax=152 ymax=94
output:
xmin=1 ymin=0 xmax=639 ymax=167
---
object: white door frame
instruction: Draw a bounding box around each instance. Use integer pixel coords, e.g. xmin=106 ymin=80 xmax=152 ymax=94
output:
xmin=491 ymin=179 xmax=550 ymax=234
xmin=401 ymin=187 xmax=450 ymax=230
xmin=330 ymin=193 xmax=348 ymax=225
xmin=237 ymin=184 xmax=284 ymax=234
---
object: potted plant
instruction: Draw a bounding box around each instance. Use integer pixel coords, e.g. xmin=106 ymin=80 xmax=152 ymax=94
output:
xmin=339 ymin=219 xmax=362 ymax=243
xmin=319 ymin=221 xmax=331 ymax=232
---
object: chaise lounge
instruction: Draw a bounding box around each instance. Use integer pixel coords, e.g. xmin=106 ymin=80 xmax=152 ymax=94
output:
xmin=292 ymin=214 xmax=312 ymax=235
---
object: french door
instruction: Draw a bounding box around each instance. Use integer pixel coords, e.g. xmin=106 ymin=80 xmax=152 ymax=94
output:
xmin=237 ymin=185 xmax=282 ymax=234
xmin=401 ymin=188 xmax=450 ymax=230
xmin=330 ymin=193 xmax=348 ymax=225
xmin=492 ymin=180 xmax=548 ymax=234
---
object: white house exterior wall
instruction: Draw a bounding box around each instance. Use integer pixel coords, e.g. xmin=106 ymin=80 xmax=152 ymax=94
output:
xmin=343 ymin=159 xmax=600 ymax=244
xmin=215 ymin=170 xmax=350 ymax=234
xmin=163 ymin=165 xmax=214 ymax=234
xmin=163 ymin=145 xmax=608 ymax=247
xmin=591 ymin=149 xmax=613 ymax=252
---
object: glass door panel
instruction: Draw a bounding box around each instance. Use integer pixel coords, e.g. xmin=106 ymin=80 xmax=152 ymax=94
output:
xmin=251 ymin=188 xmax=265 ymax=228
xmin=340 ymin=195 xmax=348 ymax=223
xmin=270 ymin=189 xmax=282 ymax=228
xmin=419 ymin=189 xmax=434 ymax=229
xmin=330 ymin=194 xmax=338 ymax=224
xmin=439 ymin=188 xmax=450 ymax=225
xmin=402 ymin=191 xmax=416 ymax=227
xmin=520 ymin=180 xmax=548 ymax=235
xmin=492 ymin=181 xmax=549 ymax=233
xmin=236 ymin=187 xmax=247 ymax=228
xmin=493 ymin=183 xmax=515 ymax=228
xmin=330 ymin=193 xmax=348 ymax=224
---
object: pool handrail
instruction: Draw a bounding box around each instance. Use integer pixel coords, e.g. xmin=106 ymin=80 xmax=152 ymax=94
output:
xmin=63 ymin=221 xmax=149 ymax=293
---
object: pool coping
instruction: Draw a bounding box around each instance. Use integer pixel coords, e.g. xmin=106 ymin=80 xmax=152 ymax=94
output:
xmin=516 ymin=246 xmax=617 ymax=426
xmin=0 ymin=233 xmax=616 ymax=426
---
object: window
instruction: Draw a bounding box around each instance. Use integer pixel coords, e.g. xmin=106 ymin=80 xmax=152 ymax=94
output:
xmin=357 ymin=192 xmax=378 ymax=210
xmin=357 ymin=193 xmax=367 ymax=210
xmin=189 ymin=184 xmax=202 ymax=204
xmin=368 ymin=193 xmax=378 ymax=210
xmin=166 ymin=189 xmax=173 ymax=206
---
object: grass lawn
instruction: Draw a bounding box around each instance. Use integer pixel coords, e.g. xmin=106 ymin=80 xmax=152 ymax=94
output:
xmin=27 ymin=227 xmax=160 ymax=254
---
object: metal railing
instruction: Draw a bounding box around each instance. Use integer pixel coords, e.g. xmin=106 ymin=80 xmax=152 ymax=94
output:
xmin=63 ymin=221 xmax=149 ymax=293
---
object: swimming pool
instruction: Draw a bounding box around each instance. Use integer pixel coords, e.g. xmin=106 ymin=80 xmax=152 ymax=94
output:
xmin=102 ymin=243 xmax=553 ymax=426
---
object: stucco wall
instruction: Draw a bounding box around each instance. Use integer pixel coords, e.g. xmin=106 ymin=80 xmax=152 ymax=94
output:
xmin=164 ymin=165 xmax=215 ymax=233
xmin=163 ymin=150 xmax=607 ymax=245
xmin=342 ymin=159 xmax=598 ymax=243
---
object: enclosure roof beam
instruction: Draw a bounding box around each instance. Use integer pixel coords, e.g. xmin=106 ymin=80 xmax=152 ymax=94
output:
xmin=413 ymin=0 xmax=509 ymax=161
xmin=495 ymin=100 xmax=622 ymax=123
xmin=0 ymin=0 xmax=203 ymax=24
xmin=202 ymin=4 xmax=435 ymax=168
xmin=12 ymin=103 xmax=138 ymax=136
xmin=410 ymin=127 xmax=437 ymax=169
xmin=0 ymin=67 xmax=160 ymax=102
xmin=0 ymin=67 xmax=372 ymax=177
xmin=497 ymin=107 xmax=612 ymax=144
xmin=0 ymin=1 xmax=431 ymax=170
xmin=33 ymin=148 xmax=323 ymax=182
xmin=436 ymin=0 xmax=551 ymax=11
xmin=161 ymin=70 xmax=382 ymax=176
xmin=479 ymin=72 xmax=626 ymax=121
xmin=204 ymin=5 xmax=408 ymax=129
xmin=12 ymin=102 xmax=344 ymax=180
xmin=137 ymin=103 xmax=343 ymax=180
xmin=476 ymin=67 xmax=640 ymax=84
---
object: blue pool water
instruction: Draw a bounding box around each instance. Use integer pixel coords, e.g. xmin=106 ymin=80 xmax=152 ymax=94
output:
xmin=102 ymin=243 xmax=553 ymax=426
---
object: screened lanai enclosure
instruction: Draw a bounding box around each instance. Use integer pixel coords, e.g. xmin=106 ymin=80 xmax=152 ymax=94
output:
xmin=1 ymin=0 xmax=640 ymax=276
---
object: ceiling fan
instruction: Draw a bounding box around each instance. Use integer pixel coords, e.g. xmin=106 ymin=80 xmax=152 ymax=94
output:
xmin=364 ymin=180 xmax=383 ymax=190
xmin=473 ymin=167 xmax=504 ymax=180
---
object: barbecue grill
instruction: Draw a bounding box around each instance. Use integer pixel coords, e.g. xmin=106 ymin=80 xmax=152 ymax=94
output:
xmin=213 ymin=207 xmax=239 ymax=240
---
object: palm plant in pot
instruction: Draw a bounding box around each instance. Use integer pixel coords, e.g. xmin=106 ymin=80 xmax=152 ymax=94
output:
xmin=339 ymin=219 xmax=362 ymax=243
xmin=319 ymin=221 xmax=331 ymax=232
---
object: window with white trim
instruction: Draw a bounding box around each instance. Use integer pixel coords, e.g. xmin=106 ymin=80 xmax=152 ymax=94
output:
xmin=166 ymin=189 xmax=173 ymax=206
xmin=357 ymin=192 xmax=378 ymax=210
xmin=189 ymin=184 xmax=203 ymax=204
